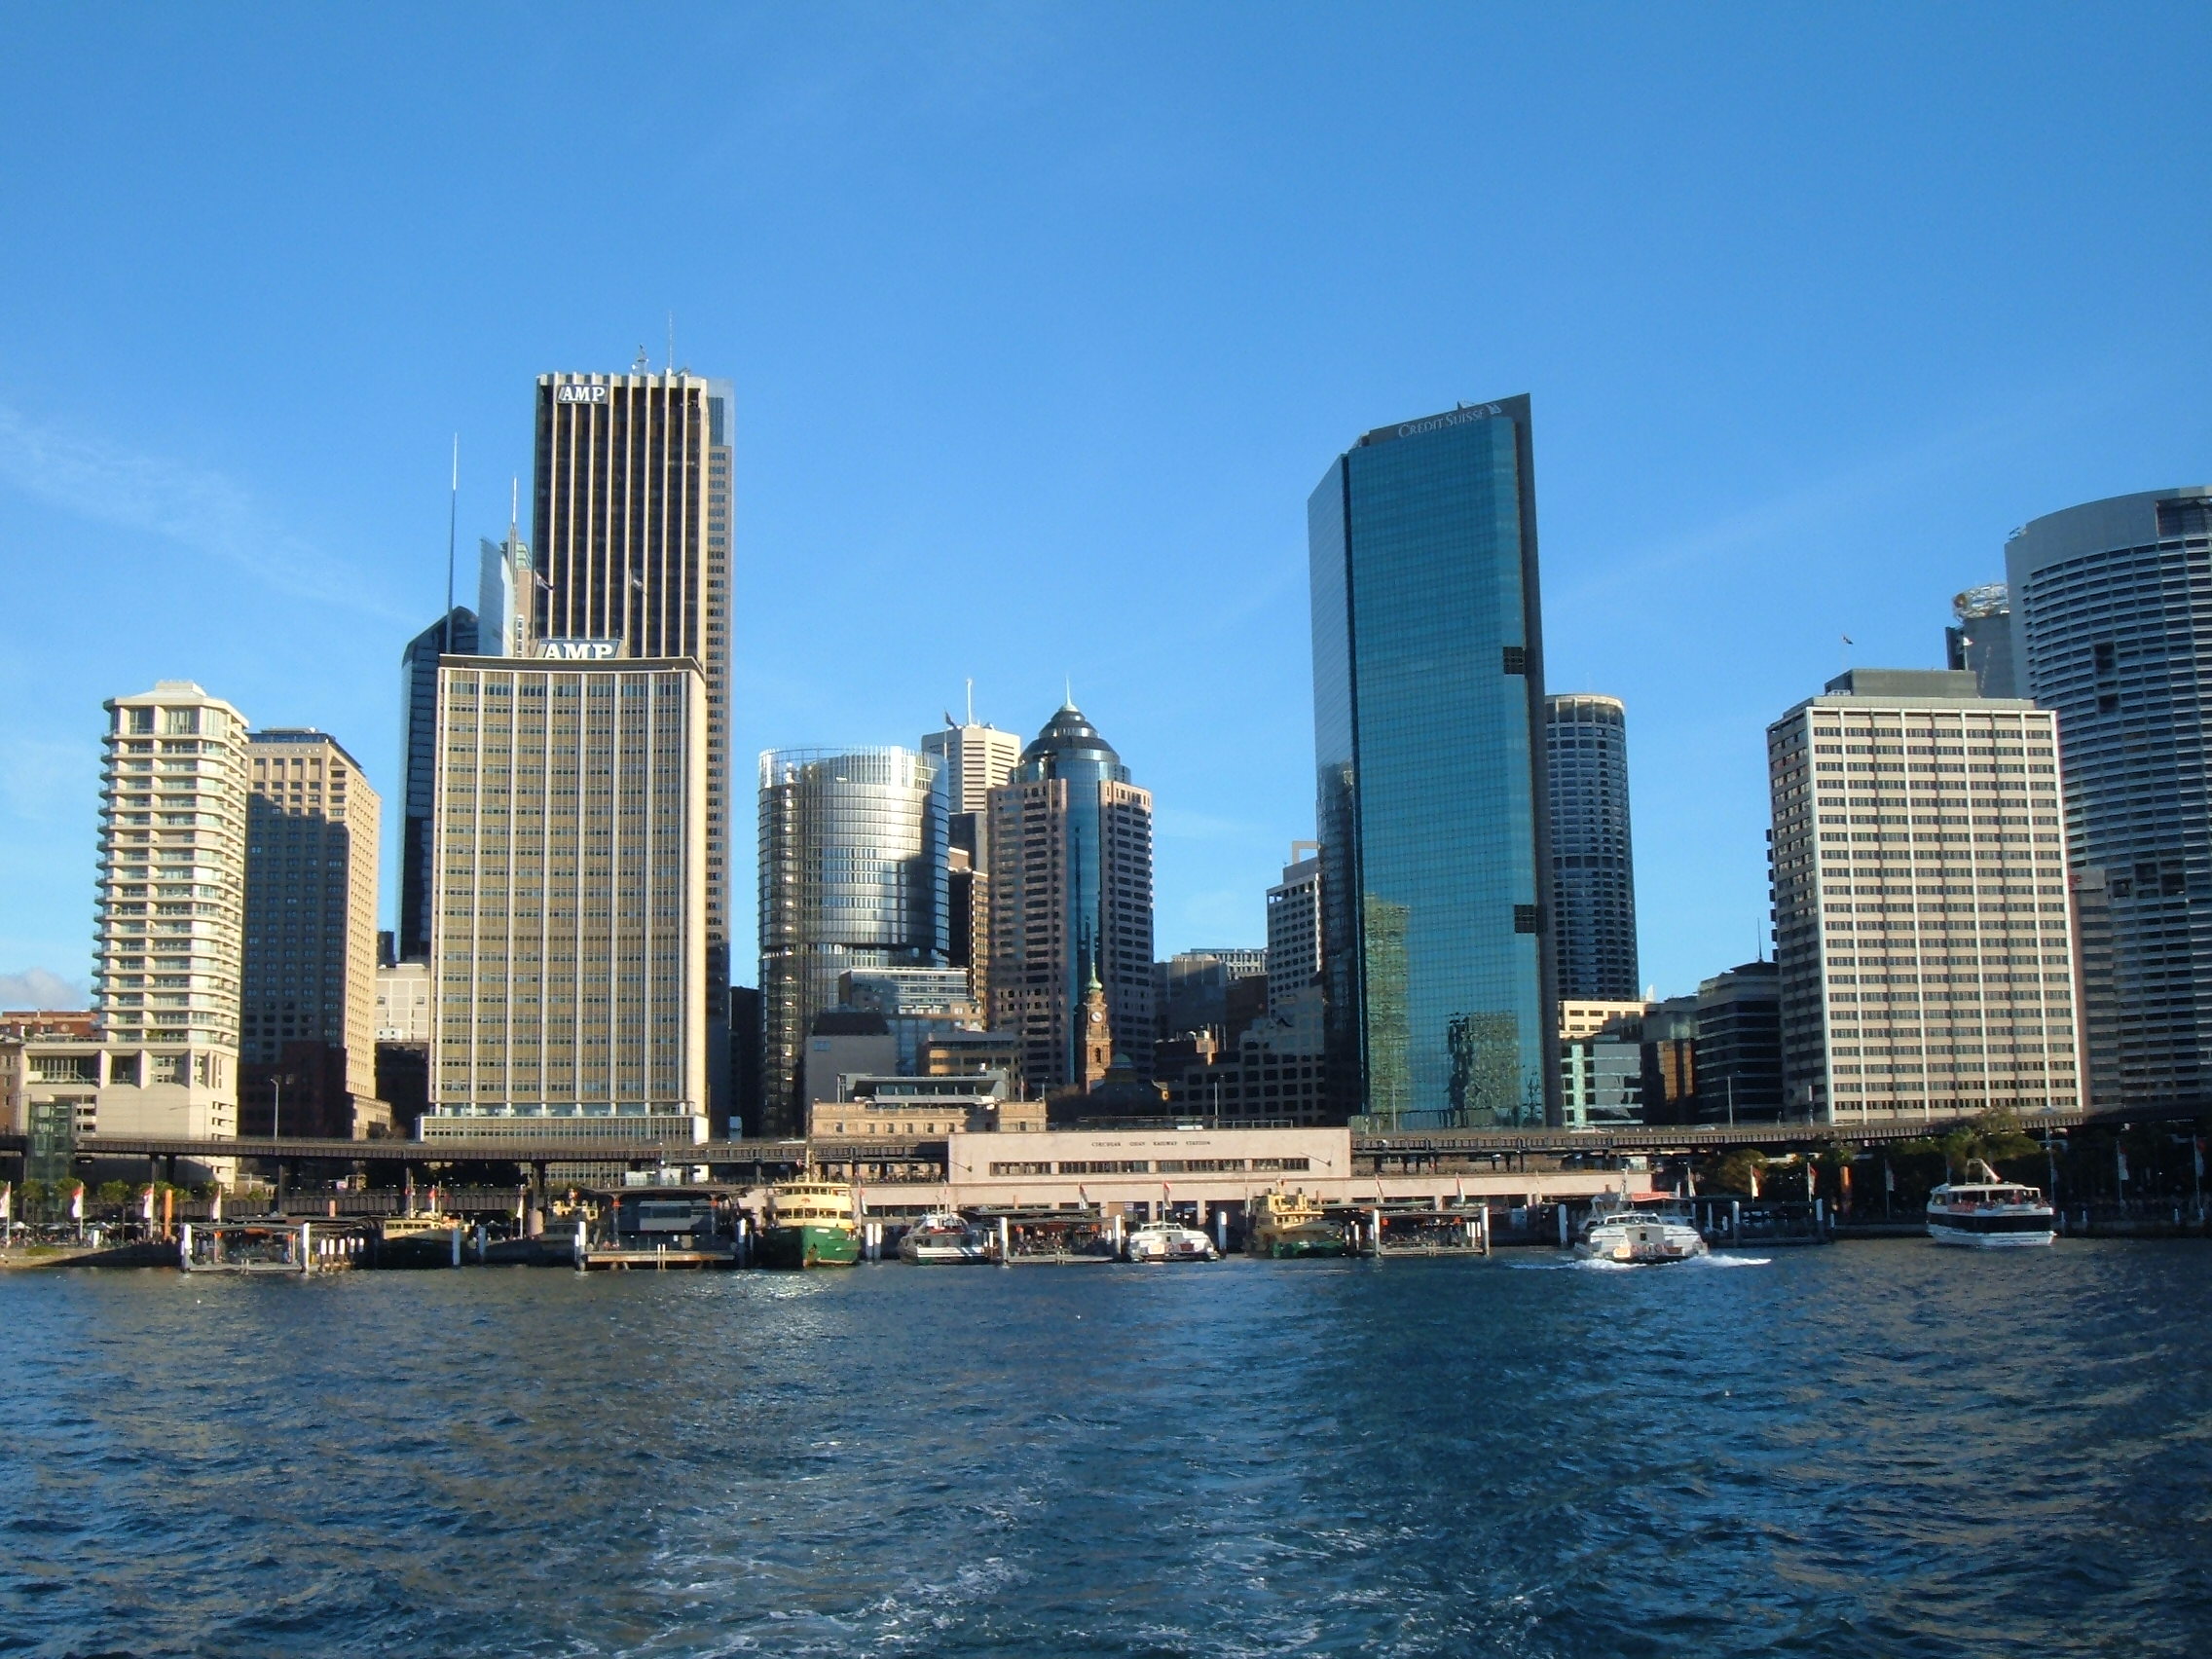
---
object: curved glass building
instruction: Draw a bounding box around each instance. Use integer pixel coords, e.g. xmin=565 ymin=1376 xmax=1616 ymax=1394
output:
xmin=1309 ymin=397 xmax=1558 ymax=1128
xmin=1545 ymin=693 xmax=1640 ymax=1001
xmin=2008 ymin=486 xmax=2212 ymax=1106
xmin=758 ymin=747 xmax=945 ymax=1132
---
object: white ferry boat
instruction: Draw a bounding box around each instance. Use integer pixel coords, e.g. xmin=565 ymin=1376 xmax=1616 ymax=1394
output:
xmin=1926 ymin=1161 xmax=2056 ymax=1248
xmin=1124 ymin=1217 xmax=1219 ymax=1263
xmin=897 ymin=1212 xmax=991 ymax=1264
xmin=1573 ymin=1195 xmax=1708 ymax=1265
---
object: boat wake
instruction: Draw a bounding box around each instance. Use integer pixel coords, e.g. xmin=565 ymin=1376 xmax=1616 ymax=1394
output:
xmin=1510 ymin=1253 xmax=1774 ymax=1272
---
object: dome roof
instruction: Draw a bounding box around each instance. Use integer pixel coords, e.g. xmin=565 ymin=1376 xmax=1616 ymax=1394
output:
xmin=1017 ymin=702 xmax=1124 ymax=776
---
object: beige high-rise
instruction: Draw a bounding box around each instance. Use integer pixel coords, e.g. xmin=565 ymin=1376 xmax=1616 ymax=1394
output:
xmin=426 ymin=655 xmax=708 ymax=1142
xmin=1768 ymin=670 xmax=2081 ymax=1124
xmin=921 ymin=719 xmax=1020 ymax=1000
xmin=242 ymin=730 xmax=381 ymax=1105
xmin=90 ymin=681 xmax=249 ymax=1142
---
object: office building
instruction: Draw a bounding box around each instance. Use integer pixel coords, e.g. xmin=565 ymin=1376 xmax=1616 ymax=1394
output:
xmin=375 ymin=961 xmax=431 ymax=1043
xmin=240 ymin=729 xmax=383 ymax=1137
xmin=534 ymin=371 xmax=735 ymax=1112
xmin=1945 ymin=583 xmax=2017 ymax=699
xmin=2008 ymin=488 xmax=2212 ymax=1106
xmin=1767 ymin=669 xmax=2079 ymax=1124
xmin=1560 ymin=999 xmax=1654 ymax=1040
xmin=425 ymin=655 xmax=709 ymax=1142
xmin=921 ymin=718 xmax=1021 ymax=991
xmin=1155 ymin=949 xmax=1268 ymax=1043
xmin=1694 ymin=960 xmax=1785 ymax=1123
xmin=757 ymin=747 xmax=946 ymax=1133
xmin=1561 ymin=1030 xmax=1643 ymax=1129
xmin=838 ymin=966 xmax=986 ymax=1073
xmin=397 ymin=608 xmax=479 ymax=962
xmin=986 ymin=704 xmax=1155 ymax=1092
xmin=1546 ymin=694 xmax=1641 ymax=1000
xmin=1309 ymin=397 xmax=1557 ymax=1127
xmin=1266 ymin=843 xmax=1322 ymax=1014
xmin=1640 ymin=994 xmax=1700 ymax=1124
xmin=477 ymin=520 xmax=532 ymax=658
xmin=87 ymin=682 xmax=250 ymax=1151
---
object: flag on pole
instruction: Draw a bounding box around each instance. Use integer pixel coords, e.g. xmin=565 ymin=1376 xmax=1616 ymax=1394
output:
xmin=1 ymin=1182 xmax=11 ymax=1225
xmin=2195 ymin=1139 xmax=2204 ymax=1180
xmin=141 ymin=1186 xmax=155 ymax=1224
xmin=1885 ymin=1163 xmax=1896 ymax=1193
xmin=2118 ymin=1149 xmax=2130 ymax=1184
xmin=69 ymin=1183 xmax=84 ymax=1222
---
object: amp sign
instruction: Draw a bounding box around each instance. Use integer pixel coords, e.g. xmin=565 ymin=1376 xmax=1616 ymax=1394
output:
xmin=555 ymin=384 xmax=609 ymax=405
xmin=537 ymin=638 xmax=621 ymax=660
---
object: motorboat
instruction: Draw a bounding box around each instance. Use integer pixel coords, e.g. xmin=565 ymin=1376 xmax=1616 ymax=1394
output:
xmin=1574 ymin=1194 xmax=1708 ymax=1265
xmin=1124 ymin=1217 xmax=1219 ymax=1263
xmin=897 ymin=1211 xmax=991 ymax=1264
xmin=1926 ymin=1160 xmax=2056 ymax=1248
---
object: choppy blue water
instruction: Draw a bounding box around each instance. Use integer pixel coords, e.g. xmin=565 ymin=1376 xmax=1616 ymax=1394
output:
xmin=3 ymin=1241 xmax=2208 ymax=1658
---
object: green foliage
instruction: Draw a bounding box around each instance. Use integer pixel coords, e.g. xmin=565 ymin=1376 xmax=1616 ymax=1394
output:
xmin=1714 ymin=1149 xmax=1768 ymax=1195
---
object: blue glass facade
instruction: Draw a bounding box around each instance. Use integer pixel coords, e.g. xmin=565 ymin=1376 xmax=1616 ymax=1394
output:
xmin=397 ymin=607 xmax=478 ymax=962
xmin=1309 ymin=398 xmax=1559 ymax=1126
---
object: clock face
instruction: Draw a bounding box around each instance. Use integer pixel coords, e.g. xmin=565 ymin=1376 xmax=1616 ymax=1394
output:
xmin=1089 ymin=1011 xmax=1104 ymax=1024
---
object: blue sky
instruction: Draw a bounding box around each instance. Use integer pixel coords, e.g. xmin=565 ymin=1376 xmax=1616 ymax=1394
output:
xmin=2 ymin=3 xmax=2208 ymax=1007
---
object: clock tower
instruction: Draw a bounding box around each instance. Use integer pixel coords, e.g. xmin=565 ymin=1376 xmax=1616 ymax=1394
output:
xmin=1079 ymin=961 xmax=1113 ymax=1089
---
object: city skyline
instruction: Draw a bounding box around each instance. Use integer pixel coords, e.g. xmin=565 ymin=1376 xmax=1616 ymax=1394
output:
xmin=4 ymin=8 xmax=2210 ymax=1011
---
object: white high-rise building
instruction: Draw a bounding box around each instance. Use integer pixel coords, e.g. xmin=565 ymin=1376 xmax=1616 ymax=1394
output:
xmin=90 ymin=681 xmax=249 ymax=1143
xmin=921 ymin=719 xmax=1020 ymax=816
xmin=424 ymin=654 xmax=709 ymax=1146
xmin=1768 ymin=669 xmax=2080 ymax=1124
xmin=1266 ymin=842 xmax=1322 ymax=1014
xmin=921 ymin=718 xmax=1019 ymax=1003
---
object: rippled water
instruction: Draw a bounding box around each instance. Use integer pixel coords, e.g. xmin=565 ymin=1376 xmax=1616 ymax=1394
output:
xmin=4 ymin=1241 xmax=2209 ymax=1657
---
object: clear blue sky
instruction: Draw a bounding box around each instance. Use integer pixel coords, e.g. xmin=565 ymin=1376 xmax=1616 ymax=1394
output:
xmin=3 ymin=3 xmax=2208 ymax=1008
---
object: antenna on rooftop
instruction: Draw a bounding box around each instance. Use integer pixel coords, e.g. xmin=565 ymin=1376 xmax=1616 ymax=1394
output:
xmin=966 ymin=678 xmax=975 ymax=726
xmin=442 ymin=434 xmax=459 ymax=653
xmin=667 ymin=311 xmax=676 ymax=375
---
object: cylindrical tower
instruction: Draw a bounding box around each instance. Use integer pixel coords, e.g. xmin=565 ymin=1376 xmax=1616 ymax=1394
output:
xmin=1544 ymin=693 xmax=1640 ymax=1001
xmin=757 ymin=747 xmax=945 ymax=1132
xmin=2008 ymin=486 xmax=2212 ymax=1107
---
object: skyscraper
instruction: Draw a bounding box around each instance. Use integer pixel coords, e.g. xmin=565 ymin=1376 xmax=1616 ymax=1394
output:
xmin=397 ymin=608 xmax=478 ymax=963
xmin=240 ymin=729 xmax=382 ymax=1136
xmin=91 ymin=682 xmax=250 ymax=1141
xmin=1309 ymin=398 xmax=1557 ymax=1127
xmin=757 ymin=748 xmax=946 ymax=1133
xmin=1767 ymin=669 xmax=2079 ymax=1123
xmin=1944 ymin=583 xmax=2017 ymax=698
xmin=477 ymin=518 xmax=532 ymax=658
xmin=2008 ymin=487 xmax=2212 ymax=1105
xmin=985 ymin=705 xmax=1155 ymax=1092
xmin=920 ymin=718 xmax=1020 ymax=994
xmin=1545 ymin=693 xmax=1640 ymax=1000
xmin=424 ymin=655 xmax=709 ymax=1144
xmin=1266 ymin=842 xmax=1322 ymax=1014
xmin=533 ymin=371 xmax=734 ymax=1106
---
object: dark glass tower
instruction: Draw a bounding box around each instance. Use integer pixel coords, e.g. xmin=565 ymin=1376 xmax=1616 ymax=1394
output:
xmin=396 ymin=607 xmax=477 ymax=962
xmin=1545 ymin=693 xmax=1640 ymax=999
xmin=1309 ymin=397 xmax=1558 ymax=1127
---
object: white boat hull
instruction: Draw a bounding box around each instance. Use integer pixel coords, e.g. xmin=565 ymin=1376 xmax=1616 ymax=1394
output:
xmin=900 ymin=1239 xmax=991 ymax=1264
xmin=1574 ymin=1214 xmax=1708 ymax=1265
xmin=1928 ymin=1222 xmax=2055 ymax=1248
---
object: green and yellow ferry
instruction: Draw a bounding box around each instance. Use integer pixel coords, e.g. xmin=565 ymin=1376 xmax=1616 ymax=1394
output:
xmin=759 ymin=1177 xmax=861 ymax=1269
xmin=1246 ymin=1189 xmax=1351 ymax=1259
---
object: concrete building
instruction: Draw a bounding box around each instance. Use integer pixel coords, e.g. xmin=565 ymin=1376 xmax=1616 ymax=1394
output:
xmin=986 ymin=705 xmax=1156 ymax=1091
xmin=1767 ymin=669 xmax=2079 ymax=1124
xmin=534 ymin=372 xmax=735 ymax=1114
xmin=1639 ymin=994 xmax=1699 ymax=1124
xmin=1560 ymin=999 xmax=1655 ymax=1041
xmin=1561 ymin=1032 xmax=1643 ymax=1130
xmin=240 ymin=729 xmax=381 ymax=1136
xmin=424 ymin=655 xmax=709 ymax=1145
xmin=477 ymin=518 xmax=532 ymax=659
xmin=1945 ymin=583 xmax=2018 ymax=699
xmin=1156 ymin=949 xmax=1268 ymax=1043
xmin=88 ymin=682 xmax=250 ymax=1151
xmin=2007 ymin=488 xmax=2212 ymax=1107
xmin=921 ymin=718 xmax=1021 ymax=999
xmin=397 ymin=608 xmax=478 ymax=963
xmin=1309 ymin=398 xmax=1557 ymax=1127
xmin=807 ymin=1072 xmax=1043 ymax=1139
xmin=838 ymin=966 xmax=983 ymax=1074
xmin=757 ymin=747 xmax=946 ymax=1133
xmin=1266 ymin=843 xmax=1322 ymax=1013
xmin=375 ymin=961 xmax=431 ymax=1043
xmin=1546 ymin=693 xmax=1640 ymax=1000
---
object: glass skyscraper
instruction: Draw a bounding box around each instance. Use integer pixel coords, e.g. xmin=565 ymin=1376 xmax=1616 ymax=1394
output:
xmin=2008 ymin=486 xmax=2212 ymax=1106
xmin=1309 ymin=397 xmax=1558 ymax=1127
xmin=396 ymin=607 xmax=478 ymax=963
xmin=757 ymin=747 xmax=946 ymax=1133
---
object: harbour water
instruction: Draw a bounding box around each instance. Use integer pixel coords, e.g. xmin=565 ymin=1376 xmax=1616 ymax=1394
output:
xmin=4 ymin=1241 xmax=2208 ymax=1657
